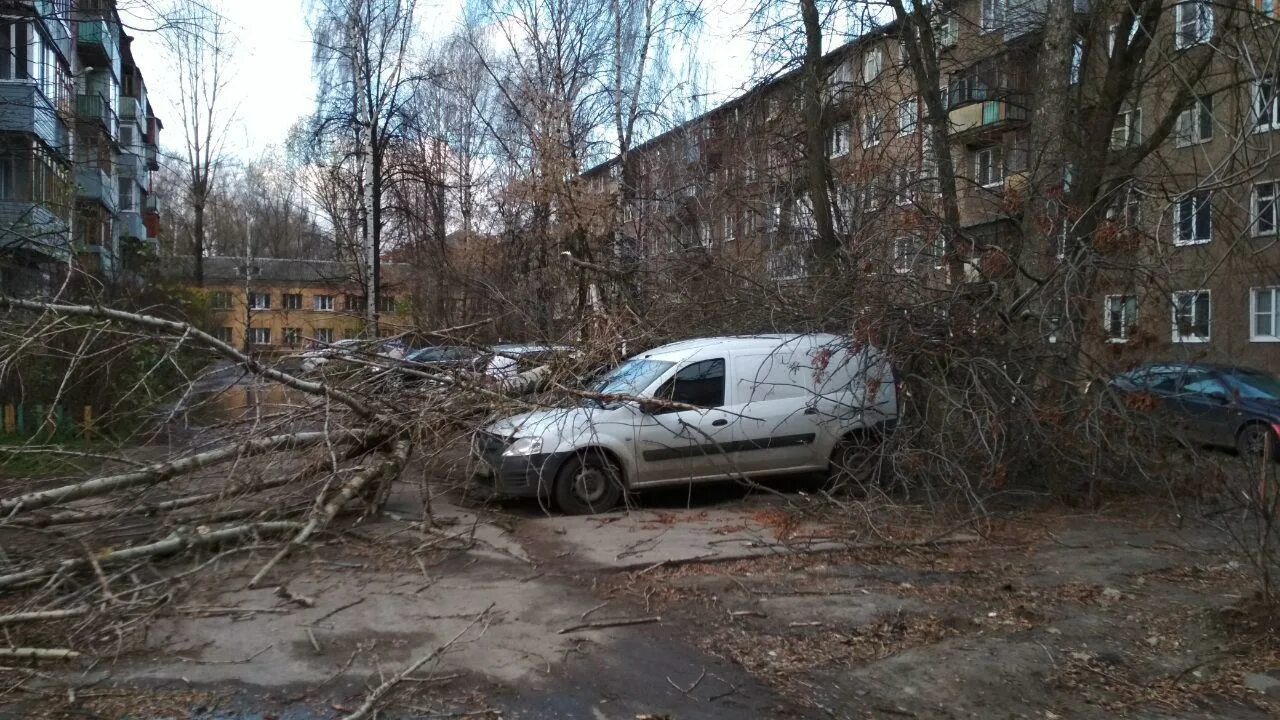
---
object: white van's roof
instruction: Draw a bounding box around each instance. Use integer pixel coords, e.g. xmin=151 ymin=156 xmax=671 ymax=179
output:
xmin=636 ymin=333 xmax=846 ymax=364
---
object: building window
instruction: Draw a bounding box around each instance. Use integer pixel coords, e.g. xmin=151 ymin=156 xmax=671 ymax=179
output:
xmin=283 ymin=327 xmax=302 ymax=347
xmin=282 ymin=293 xmax=302 ymax=310
xmin=1105 ymin=184 xmax=1142 ymax=230
xmin=1173 ymin=191 xmax=1211 ymax=245
xmin=1259 ymin=0 xmax=1279 ymax=19
xmin=975 ymin=146 xmax=1003 ymax=188
xmin=980 ymin=0 xmax=1004 ymax=31
xmin=723 ymin=213 xmax=735 ymax=242
xmin=1107 ymin=21 xmax=1141 ymax=56
xmin=314 ymin=295 xmax=335 ymax=311
xmin=892 ymin=237 xmax=919 ymax=273
xmin=827 ymin=122 xmax=850 ymax=158
xmin=699 ymin=219 xmax=713 ymax=247
xmin=894 ymin=168 xmax=915 ymax=206
xmin=1069 ymin=39 xmax=1083 ymax=85
xmin=214 ymin=327 xmax=232 ymax=343
xmin=0 ymin=22 xmax=30 ymax=81
xmin=861 ymin=112 xmax=881 ymax=148
xmin=1172 ymin=290 xmax=1210 ymax=343
xmin=248 ymin=292 xmax=270 ymax=310
xmin=1104 ymin=295 xmax=1137 ymax=342
xmin=862 ymin=48 xmax=883 ymax=82
xmin=1254 ymin=77 xmax=1280 ymax=132
xmin=937 ymin=15 xmax=958 ymax=47
xmin=377 ymin=295 xmax=396 ymax=313
xmin=1176 ymin=95 xmax=1213 ymax=146
xmin=210 ymin=291 xmax=231 ymax=310
xmin=897 ymin=97 xmax=918 ymax=132
xmin=1174 ymin=1 xmax=1213 ymax=49
xmin=1252 ymin=287 xmax=1280 ymax=341
xmin=1253 ymin=181 xmax=1277 ymax=236
xmin=315 ymin=328 xmax=334 ymax=344
xmin=1110 ymin=108 xmax=1142 ymax=149
xmin=248 ymin=327 xmax=271 ymax=345
xmin=344 ymin=294 xmax=365 ymax=312
xmin=118 ymin=182 xmax=136 ymax=211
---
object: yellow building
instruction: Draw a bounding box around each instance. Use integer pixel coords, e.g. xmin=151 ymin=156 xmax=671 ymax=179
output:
xmin=175 ymin=257 xmax=412 ymax=353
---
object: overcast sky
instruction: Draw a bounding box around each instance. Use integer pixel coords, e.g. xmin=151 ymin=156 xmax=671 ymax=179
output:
xmin=123 ymin=0 xmax=768 ymax=161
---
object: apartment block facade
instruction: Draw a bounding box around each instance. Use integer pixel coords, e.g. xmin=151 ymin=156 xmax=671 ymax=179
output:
xmin=162 ymin=257 xmax=412 ymax=354
xmin=581 ymin=0 xmax=1280 ymax=374
xmin=0 ymin=0 xmax=161 ymax=295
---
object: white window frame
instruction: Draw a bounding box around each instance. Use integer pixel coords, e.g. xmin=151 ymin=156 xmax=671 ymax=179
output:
xmin=214 ymin=327 xmax=233 ymax=343
xmin=1175 ymin=95 xmax=1213 ymax=146
xmin=892 ymin=237 xmax=918 ymax=273
xmin=1171 ymin=289 xmax=1211 ymax=343
xmin=699 ymin=219 xmax=713 ymax=248
xmin=1254 ymin=77 xmax=1280 ymax=132
xmin=314 ymin=294 xmax=334 ymax=311
xmin=897 ymin=97 xmax=918 ymax=133
xmin=248 ymin=327 xmax=271 ymax=345
xmin=861 ymin=112 xmax=881 ymax=148
xmin=1172 ymin=191 xmax=1212 ymax=245
xmin=315 ymin=328 xmax=334 ymax=344
xmin=1252 ymin=180 xmax=1278 ymax=236
xmin=894 ymin=168 xmax=915 ymax=206
xmin=862 ymin=48 xmax=883 ymax=83
xmin=1104 ymin=294 xmax=1137 ymax=343
xmin=863 ymin=183 xmax=883 ymax=212
xmin=1069 ymin=39 xmax=1084 ymax=85
xmin=975 ymin=146 xmax=1003 ymax=189
xmin=937 ymin=14 xmax=958 ymax=47
xmin=1251 ymin=286 xmax=1280 ymax=342
xmin=980 ymin=0 xmax=1004 ymax=31
xmin=722 ymin=213 xmax=735 ymax=242
xmin=1174 ymin=1 xmax=1214 ymax=49
xmin=248 ymin=292 xmax=270 ymax=310
xmin=1107 ymin=20 xmax=1141 ymax=56
xmin=827 ymin=122 xmax=850 ymax=158
xmin=1110 ymin=108 xmax=1142 ymax=149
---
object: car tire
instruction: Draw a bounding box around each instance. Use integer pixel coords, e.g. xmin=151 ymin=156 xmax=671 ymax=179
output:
xmin=554 ymin=451 xmax=625 ymax=515
xmin=1237 ymin=423 xmax=1279 ymax=463
xmin=826 ymin=431 xmax=884 ymax=495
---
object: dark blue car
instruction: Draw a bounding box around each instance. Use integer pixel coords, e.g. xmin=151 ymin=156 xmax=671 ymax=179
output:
xmin=1107 ymin=362 xmax=1280 ymax=460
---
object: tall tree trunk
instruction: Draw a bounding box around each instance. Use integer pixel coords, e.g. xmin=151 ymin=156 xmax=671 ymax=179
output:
xmin=799 ymin=0 xmax=837 ymax=262
xmin=192 ymin=199 xmax=205 ymax=286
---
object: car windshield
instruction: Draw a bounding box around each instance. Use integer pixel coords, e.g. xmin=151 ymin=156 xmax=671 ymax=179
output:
xmin=589 ymin=359 xmax=674 ymax=397
xmin=1225 ymin=370 xmax=1280 ymax=401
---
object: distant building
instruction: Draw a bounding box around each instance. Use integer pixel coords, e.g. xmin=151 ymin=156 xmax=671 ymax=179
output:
xmin=0 ymin=0 xmax=161 ymax=295
xmin=163 ymin=256 xmax=412 ymax=352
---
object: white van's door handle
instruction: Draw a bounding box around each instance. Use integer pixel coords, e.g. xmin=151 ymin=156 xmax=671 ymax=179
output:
xmin=711 ymin=418 xmax=728 ymax=427
xmin=803 ymin=407 xmax=818 ymax=415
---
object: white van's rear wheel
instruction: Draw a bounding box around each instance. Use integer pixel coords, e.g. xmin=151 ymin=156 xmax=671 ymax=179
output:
xmin=827 ymin=433 xmax=883 ymax=494
xmin=555 ymin=452 xmax=624 ymax=515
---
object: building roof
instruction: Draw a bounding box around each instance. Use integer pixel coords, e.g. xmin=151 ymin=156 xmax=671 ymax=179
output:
xmin=579 ymin=19 xmax=901 ymax=179
xmin=160 ymin=256 xmax=413 ymax=287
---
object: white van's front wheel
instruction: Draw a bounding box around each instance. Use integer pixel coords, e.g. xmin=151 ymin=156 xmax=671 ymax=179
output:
xmin=555 ymin=452 xmax=624 ymax=515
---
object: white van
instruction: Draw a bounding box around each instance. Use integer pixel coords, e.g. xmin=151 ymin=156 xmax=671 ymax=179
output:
xmin=472 ymin=334 xmax=898 ymax=514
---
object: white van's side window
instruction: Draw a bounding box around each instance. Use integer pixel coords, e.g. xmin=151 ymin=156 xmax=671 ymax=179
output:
xmin=735 ymin=354 xmax=808 ymax=403
xmin=655 ymin=359 xmax=726 ymax=408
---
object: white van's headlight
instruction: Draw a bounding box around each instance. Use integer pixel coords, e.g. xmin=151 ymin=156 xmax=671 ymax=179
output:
xmin=503 ymin=437 xmax=544 ymax=456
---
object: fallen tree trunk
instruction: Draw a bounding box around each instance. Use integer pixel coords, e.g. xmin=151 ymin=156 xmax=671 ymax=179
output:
xmin=0 ymin=521 xmax=305 ymax=590
xmin=0 ymin=430 xmax=376 ymax=515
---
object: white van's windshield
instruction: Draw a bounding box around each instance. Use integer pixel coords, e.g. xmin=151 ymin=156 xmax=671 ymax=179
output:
xmin=590 ymin=359 xmax=675 ymax=397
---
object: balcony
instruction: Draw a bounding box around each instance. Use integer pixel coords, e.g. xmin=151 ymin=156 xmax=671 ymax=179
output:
xmin=118 ymin=96 xmax=139 ymax=120
xmin=76 ymin=93 xmax=118 ymax=140
xmin=145 ymin=144 xmax=158 ymax=171
xmin=0 ymin=201 xmax=72 ymax=262
xmin=118 ymin=149 xmax=146 ymax=179
xmin=76 ymin=17 xmax=112 ymax=66
xmin=0 ymin=84 xmax=70 ymax=159
xmin=948 ymin=99 xmax=1028 ymax=142
xmin=76 ymin=166 xmax=119 ymax=215
xmin=118 ymin=209 xmax=146 ymax=242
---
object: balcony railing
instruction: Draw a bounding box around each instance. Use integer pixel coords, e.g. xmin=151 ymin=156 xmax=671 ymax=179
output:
xmin=75 ymin=92 xmax=118 ymax=140
xmin=145 ymin=144 xmax=158 ymax=171
xmin=948 ymin=98 xmax=1029 ymax=139
xmin=76 ymin=17 xmax=111 ymax=64
xmin=118 ymin=96 xmax=139 ymax=119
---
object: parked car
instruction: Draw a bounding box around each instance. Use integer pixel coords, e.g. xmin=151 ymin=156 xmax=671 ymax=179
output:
xmin=1105 ymin=362 xmax=1280 ymax=459
xmin=300 ymin=339 xmax=408 ymax=373
xmin=489 ymin=343 xmax=575 ymax=372
xmin=381 ymin=345 xmax=482 ymax=386
xmin=472 ymin=334 xmax=898 ymax=514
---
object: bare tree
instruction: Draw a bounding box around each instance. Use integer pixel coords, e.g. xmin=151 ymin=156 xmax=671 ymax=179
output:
xmin=162 ymin=0 xmax=237 ymax=286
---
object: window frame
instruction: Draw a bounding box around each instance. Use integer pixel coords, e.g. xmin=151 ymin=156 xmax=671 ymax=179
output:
xmin=1110 ymin=108 xmax=1142 ymax=149
xmin=1104 ymin=294 xmax=1137 ymax=343
xmin=247 ymin=292 xmax=270 ymax=310
xmin=282 ymin=293 xmax=302 ymax=310
xmin=827 ymin=121 xmax=850 ymax=158
xmin=248 ymin=327 xmax=271 ymax=345
xmin=897 ymin=97 xmax=918 ymax=133
xmin=1175 ymin=94 xmax=1213 ymax=146
xmin=315 ymin=328 xmax=334 ymax=344
xmin=1174 ymin=0 xmax=1214 ymax=49
xmin=1256 ymin=76 xmax=1280 ymax=132
xmin=210 ymin=291 xmax=231 ymax=310
xmin=862 ymin=48 xmax=883 ymax=83
xmin=980 ymin=0 xmax=1004 ymax=32
xmin=1171 ymin=289 xmax=1211 ymax=343
xmin=1252 ymin=180 xmax=1278 ymax=236
xmin=861 ymin=112 xmax=881 ymax=149
xmin=1251 ymin=286 xmax=1280 ymax=342
xmin=314 ymin=294 xmax=335 ymax=312
xmin=1172 ymin=191 xmax=1212 ymax=245
xmin=975 ymin=146 xmax=1003 ymax=189
xmin=654 ymin=358 xmax=727 ymax=409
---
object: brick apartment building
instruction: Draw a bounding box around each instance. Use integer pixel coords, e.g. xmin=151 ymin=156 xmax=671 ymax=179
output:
xmin=581 ymin=0 xmax=1280 ymax=374
xmin=0 ymin=0 xmax=161 ymax=295
xmin=162 ymin=257 xmax=412 ymax=353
